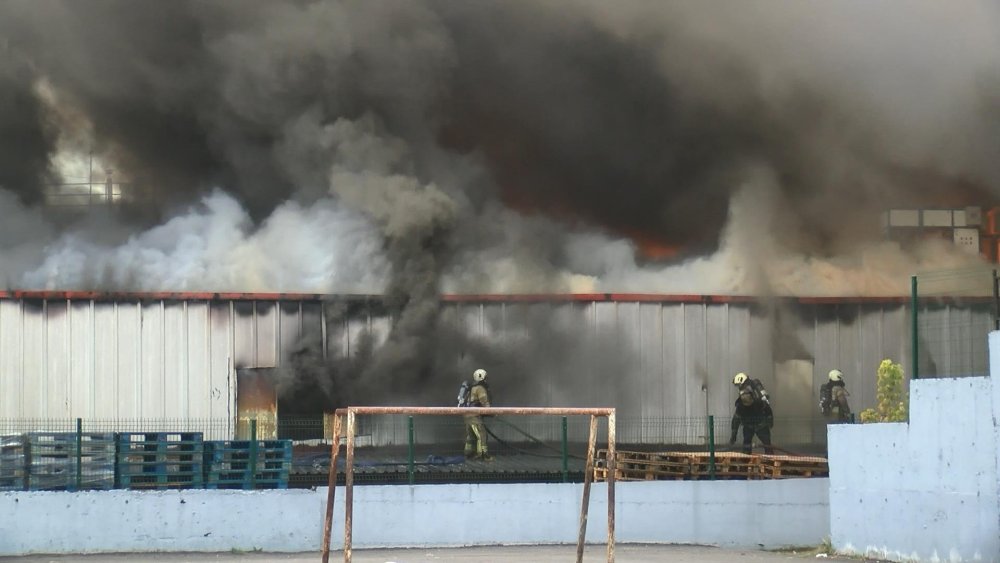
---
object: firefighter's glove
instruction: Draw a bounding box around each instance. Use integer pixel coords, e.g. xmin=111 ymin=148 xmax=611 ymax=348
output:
xmin=728 ymin=434 xmax=737 ymax=445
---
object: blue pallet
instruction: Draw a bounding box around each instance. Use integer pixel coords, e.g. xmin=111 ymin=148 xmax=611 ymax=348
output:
xmin=25 ymin=433 xmax=115 ymax=491
xmin=114 ymin=433 xmax=206 ymax=490
xmin=204 ymin=466 xmax=288 ymax=490
xmin=117 ymin=434 xmax=202 ymax=455
xmin=0 ymin=476 xmax=26 ymax=491
xmin=204 ymin=440 xmax=291 ymax=469
xmin=27 ymin=433 xmax=115 ymax=458
xmin=117 ymin=432 xmax=204 ymax=443
xmin=204 ymin=440 xmax=291 ymax=453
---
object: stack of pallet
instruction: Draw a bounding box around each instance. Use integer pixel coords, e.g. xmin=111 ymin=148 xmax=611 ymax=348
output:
xmin=757 ymin=454 xmax=829 ymax=479
xmin=116 ymin=432 xmax=204 ymax=489
xmin=688 ymin=452 xmax=759 ymax=480
xmin=594 ymin=450 xmax=690 ymax=481
xmin=0 ymin=435 xmax=26 ymax=491
xmin=594 ymin=449 xmax=828 ymax=482
xmin=203 ymin=439 xmax=291 ymax=489
xmin=25 ymin=432 xmax=115 ymax=491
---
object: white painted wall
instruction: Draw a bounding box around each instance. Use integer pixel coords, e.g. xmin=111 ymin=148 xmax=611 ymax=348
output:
xmin=828 ymin=331 xmax=1000 ymax=562
xmin=0 ymin=489 xmax=324 ymax=555
xmin=0 ymin=479 xmax=829 ymax=556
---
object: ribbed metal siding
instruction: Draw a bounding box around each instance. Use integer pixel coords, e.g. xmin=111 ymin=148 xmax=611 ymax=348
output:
xmin=0 ymin=296 xmax=990 ymax=437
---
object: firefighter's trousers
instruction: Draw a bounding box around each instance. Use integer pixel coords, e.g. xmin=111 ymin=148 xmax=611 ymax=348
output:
xmin=464 ymin=415 xmax=489 ymax=458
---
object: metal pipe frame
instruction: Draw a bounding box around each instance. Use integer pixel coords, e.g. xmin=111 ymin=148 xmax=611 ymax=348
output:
xmin=320 ymin=406 xmax=616 ymax=563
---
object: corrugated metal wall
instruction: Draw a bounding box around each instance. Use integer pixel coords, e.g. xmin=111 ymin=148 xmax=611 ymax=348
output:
xmin=0 ymin=295 xmax=991 ymax=444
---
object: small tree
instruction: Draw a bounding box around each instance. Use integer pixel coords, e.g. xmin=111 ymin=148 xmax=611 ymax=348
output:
xmin=859 ymin=358 xmax=908 ymax=423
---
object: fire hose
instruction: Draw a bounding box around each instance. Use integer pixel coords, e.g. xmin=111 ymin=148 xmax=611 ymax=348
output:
xmin=482 ymin=416 xmax=587 ymax=460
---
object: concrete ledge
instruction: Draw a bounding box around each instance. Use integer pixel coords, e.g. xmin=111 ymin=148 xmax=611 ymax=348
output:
xmin=0 ymin=480 xmax=829 ymax=556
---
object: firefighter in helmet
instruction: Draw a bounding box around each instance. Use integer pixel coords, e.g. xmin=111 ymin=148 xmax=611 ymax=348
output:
xmin=730 ymin=372 xmax=774 ymax=454
xmin=463 ymin=368 xmax=493 ymax=461
xmin=820 ymin=369 xmax=852 ymax=423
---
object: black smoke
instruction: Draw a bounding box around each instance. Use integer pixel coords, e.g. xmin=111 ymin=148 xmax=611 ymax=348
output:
xmin=1 ymin=1 xmax=999 ymax=405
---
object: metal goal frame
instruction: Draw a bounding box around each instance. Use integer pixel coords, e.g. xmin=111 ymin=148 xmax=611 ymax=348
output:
xmin=320 ymin=406 xmax=617 ymax=563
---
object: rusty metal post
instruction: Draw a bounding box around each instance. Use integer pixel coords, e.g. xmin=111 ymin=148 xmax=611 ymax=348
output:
xmin=606 ymin=410 xmax=616 ymax=563
xmin=576 ymin=415 xmax=598 ymax=563
xmin=321 ymin=414 xmax=342 ymax=563
xmin=344 ymin=410 xmax=356 ymax=563
xmin=327 ymin=406 xmax=616 ymax=562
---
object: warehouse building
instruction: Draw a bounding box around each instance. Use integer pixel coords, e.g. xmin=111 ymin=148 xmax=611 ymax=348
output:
xmin=0 ymin=291 xmax=992 ymax=448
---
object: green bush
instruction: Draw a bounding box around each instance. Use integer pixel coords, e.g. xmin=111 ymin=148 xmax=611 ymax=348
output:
xmin=859 ymin=359 xmax=908 ymax=423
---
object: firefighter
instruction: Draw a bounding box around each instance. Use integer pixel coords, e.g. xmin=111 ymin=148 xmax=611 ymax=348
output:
xmin=730 ymin=372 xmax=774 ymax=454
xmin=463 ymin=368 xmax=493 ymax=461
xmin=820 ymin=369 xmax=852 ymax=423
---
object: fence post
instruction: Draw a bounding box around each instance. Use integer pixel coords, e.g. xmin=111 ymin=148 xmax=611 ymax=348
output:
xmin=911 ymin=275 xmax=919 ymax=380
xmin=249 ymin=419 xmax=258 ymax=490
xmin=561 ymin=416 xmax=568 ymax=483
xmin=407 ymin=416 xmax=414 ymax=485
xmin=707 ymin=415 xmax=716 ymax=481
xmin=76 ymin=417 xmax=83 ymax=491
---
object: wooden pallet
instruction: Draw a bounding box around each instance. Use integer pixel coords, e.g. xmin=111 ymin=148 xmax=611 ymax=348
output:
xmin=595 ymin=450 xmax=690 ymax=481
xmin=594 ymin=450 xmax=829 ymax=482
xmin=757 ymin=454 xmax=828 ymax=479
xmin=688 ymin=452 xmax=760 ymax=480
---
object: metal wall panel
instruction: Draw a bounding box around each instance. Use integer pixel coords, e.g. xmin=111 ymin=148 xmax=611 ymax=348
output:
xmin=45 ymin=301 xmax=70 ymax=418
xmin=115 ymin=303 xmax=138 ymax=418
xmin=724 ymin=305 xmax=751 ymax=416
xmin=186 ymin=302 xmax=211 ymax=419
xmin=140 ymin=302 xmax=165 ymax=418
xmin=255 ymin=302 xmax=278 ymax=368
xmin=69 ymin=301 xmax=93 ymax=417
xmin=0 ymin=296 xmax=990 ymax=445
xmin=660 ymin=304 xmax=684 ymax=421
xmin=278 ymin=302 xmax=303 ymax=364
xmin=637 ymin=303 xmax=664 ymax=429
xmin=0 ymin=300 xmax=22 ymax=417
xmin=856 ymin=309 xmax=885 ymax=413
xmin=21 ymin=301 xmax=45 ymax=417
xmin=687 ymin=303 xmax=711 ymax=421
xmin=209 ymin=302 xmax=234 ymax=425
xmin=705 ymin=304 xmax=731 ymax=419
xmin=233 ymin=301 xmax=255 ymax=368
xmin=164 ymin=303 xmax=187 ymax=417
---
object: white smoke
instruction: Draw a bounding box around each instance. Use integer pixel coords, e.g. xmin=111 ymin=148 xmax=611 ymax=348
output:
xmin=12 ymin=190 xmax=387 ymax=292
xmin=447 ymin=168 xmax=987 ymax=296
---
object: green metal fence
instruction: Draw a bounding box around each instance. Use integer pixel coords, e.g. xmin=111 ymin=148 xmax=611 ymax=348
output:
xmin=0 ymin=415 xmax=839 ymax=490
xmin=912 ymin=267 xmax=998 ymax=379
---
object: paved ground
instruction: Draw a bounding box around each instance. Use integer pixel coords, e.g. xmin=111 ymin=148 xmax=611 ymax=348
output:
xmin=0 ymin=545 xmax=869 ymax=562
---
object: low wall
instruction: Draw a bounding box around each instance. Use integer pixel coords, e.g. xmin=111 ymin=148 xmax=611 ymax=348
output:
xmin=828 ymin=333 xmax=1000 ymax=562
xmin=0 ymin=479 xmax=829 ymax=556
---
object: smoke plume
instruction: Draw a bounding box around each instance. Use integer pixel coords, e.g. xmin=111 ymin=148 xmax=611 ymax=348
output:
xmin=1 ymin=1 xmax=999 ymax=405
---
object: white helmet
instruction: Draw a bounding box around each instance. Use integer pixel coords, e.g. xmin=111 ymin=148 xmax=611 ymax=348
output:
xmin=473 ymin=368 xmax=487 ymax=383
xmin=828 ymin=369 xmax=844 ymax=382
xmin=733 ymin=372 xmax=748 ymax=386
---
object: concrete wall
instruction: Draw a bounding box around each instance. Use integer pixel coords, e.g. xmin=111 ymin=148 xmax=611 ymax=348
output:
xmin=828 ymin=331 xmax=1000 ymax=562
xmin=0 ymin=489 xmax=324 ymax=555
xmin=0 ymin=479 xmax=829 ymax=556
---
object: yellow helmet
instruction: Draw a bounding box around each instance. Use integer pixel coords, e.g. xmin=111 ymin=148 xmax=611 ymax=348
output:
xmin=828 ymin=369 xmax=844 ymax=382
xmin=473 ymin=368 xmax=487 ymax=383
xmin=733 ymin=372 xmax=748 ymax=386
